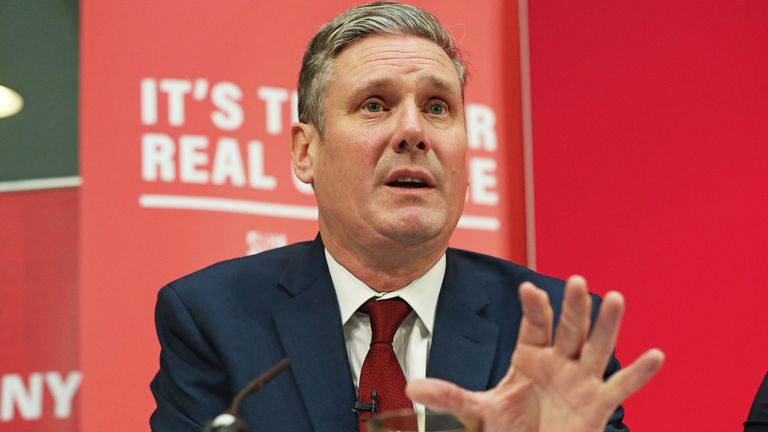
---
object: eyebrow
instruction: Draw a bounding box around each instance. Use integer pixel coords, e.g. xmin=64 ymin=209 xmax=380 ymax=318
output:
xmin=420 ymin=76 xmax=455 ymax=94
xmin=351 ymin=76 xmax=458 ymax=96
xmin=351 ymin=77 xmax=396 ymax=95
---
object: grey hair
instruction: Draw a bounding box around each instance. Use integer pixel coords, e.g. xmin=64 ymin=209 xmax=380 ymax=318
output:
xmin=297 ymin=1 xmax=467 ymax=136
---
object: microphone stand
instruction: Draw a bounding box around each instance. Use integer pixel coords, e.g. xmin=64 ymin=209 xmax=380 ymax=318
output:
xmin=202 ymin=358 xmax=291 ymax=432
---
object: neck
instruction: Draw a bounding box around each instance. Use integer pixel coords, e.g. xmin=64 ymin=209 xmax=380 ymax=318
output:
xmin=319 ymin=224 xmax=447 ymax=292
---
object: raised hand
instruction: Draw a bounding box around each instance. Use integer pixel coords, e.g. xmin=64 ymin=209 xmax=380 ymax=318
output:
xmin=407 ymin=276 xmax=665 ymax=432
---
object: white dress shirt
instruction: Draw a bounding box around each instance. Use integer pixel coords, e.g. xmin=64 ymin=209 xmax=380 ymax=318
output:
xmin=325 ymin=249 xmax=446 ymax=412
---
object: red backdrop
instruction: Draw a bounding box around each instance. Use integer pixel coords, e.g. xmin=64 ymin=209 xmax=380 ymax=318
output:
xmin=3 ymin=1 xmax=765 ymax=431
xmin=529 ymin=1 xmax=768 ymax=430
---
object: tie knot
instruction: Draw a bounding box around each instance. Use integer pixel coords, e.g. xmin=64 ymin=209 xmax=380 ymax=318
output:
xmin=360 ymin=298 xmax=412 ymax=344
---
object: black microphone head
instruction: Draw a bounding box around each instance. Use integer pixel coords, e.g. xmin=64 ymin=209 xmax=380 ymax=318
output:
xmin=202 ymin=413 xmax=248 ymax=432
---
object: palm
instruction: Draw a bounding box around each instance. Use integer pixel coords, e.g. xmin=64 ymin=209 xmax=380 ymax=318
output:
xmin=407 ymin=276 xmax=664 ymax=432
xmin=508 ymin=349 xmax=614 ymax=432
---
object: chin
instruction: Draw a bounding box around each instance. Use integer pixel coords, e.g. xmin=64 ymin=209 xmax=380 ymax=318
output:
xmin=377 ymin=216 xmax=446 ymax=246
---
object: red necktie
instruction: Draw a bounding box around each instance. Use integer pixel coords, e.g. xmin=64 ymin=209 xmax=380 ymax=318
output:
xmin=356 ymin=298 xmax=413 ymax=430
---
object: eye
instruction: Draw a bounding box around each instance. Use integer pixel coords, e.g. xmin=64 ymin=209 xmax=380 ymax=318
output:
xmin=364 ymin=102 xmax=383 ymax=113
xmin=428 ymin=103 xmax=446 ymax=115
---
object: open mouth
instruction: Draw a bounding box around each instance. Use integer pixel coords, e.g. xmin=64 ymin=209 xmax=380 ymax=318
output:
xmin=386 ymin=176 xmax=430 ymax=189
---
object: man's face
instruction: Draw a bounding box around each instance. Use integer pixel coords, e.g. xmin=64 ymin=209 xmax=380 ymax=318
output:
xmin=296 ymin=34 xmax=468 ymax=249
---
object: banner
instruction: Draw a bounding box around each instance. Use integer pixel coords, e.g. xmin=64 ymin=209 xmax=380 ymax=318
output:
xmin=79 ymin=1 xmax=527 ymax=430
xmin=0 ymin=189 xmax=80 ymax=430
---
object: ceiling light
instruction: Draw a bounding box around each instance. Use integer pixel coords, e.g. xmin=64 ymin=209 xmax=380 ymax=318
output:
xmin=0 ymin=85 xmax=24 ymax=118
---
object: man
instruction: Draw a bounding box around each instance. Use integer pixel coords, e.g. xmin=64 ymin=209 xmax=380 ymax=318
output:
xmin=150 ymin=2 xmax=664 ymax=431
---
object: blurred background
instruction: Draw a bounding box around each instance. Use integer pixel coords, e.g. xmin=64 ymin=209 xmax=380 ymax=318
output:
xmin=1 ymin=0 xmax=766 ymax=430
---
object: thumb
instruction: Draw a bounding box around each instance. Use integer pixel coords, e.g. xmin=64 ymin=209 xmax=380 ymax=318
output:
xmin=406 ymin=378 xmax=483 ymax=431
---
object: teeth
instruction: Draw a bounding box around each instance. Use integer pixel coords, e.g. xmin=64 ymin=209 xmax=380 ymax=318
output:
xmin=395 ymin=176 xmax=425 ymax=183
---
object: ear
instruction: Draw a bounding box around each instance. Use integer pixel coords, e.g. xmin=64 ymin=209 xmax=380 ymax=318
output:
xmin=290 ymin=122 xmax=319 ymax=184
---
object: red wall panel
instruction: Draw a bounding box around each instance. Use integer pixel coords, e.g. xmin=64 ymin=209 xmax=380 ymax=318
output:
xmin=529 ymin=0 xmax=768 ymax=429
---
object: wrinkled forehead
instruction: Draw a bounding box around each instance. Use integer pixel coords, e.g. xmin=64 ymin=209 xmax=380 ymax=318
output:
xmin=328 ymin=34 xmax=463 ymax=95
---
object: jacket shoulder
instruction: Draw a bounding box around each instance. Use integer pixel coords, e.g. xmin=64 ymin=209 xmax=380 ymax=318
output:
xmin=161 ymin=240 xmax=316 ymax=302
xmin=446 ymin=247 xmax=565 ymax=290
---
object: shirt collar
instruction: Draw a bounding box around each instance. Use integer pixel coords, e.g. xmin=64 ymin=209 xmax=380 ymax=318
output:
xmin=325 ymin=249 xmax=445 ymax=334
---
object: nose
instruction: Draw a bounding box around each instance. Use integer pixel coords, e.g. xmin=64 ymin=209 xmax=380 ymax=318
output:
xmin=391 ymin=103 xmax=430 ymax=154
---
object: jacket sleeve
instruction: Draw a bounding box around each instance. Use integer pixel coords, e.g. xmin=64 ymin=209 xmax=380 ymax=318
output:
xmin=150 ymin=283 xmax=230 ymax=431
xmin=744 ymin=372 xmax=768 ymax=431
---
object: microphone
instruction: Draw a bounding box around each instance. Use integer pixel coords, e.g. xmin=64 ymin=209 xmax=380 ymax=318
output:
xmin=353 ymin=388 xmax=378 ymax=421
xmin=202 ymin=358 xmax=291 ymax=432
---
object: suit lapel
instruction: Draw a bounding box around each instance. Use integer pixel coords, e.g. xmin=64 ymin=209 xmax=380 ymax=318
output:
xmin=272 ymin=237 xmax=357 ymax=432
xmin=427 ymin=250 xmax=500 ymax=391
xmin=271 ymin=241 xmax=503 ymax=429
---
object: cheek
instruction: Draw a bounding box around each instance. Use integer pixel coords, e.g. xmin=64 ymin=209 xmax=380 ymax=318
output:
xmin=346 ymin=144 xmax=385 ymax=176
xmin=317 ymin=145 xmax=376 ymax=192
xmin=445 ymin=144 xmax=469 ymax=177
xmin=328 ymin=125 xmax=384 ymax=163
xmin=443 ymin=146 xmax=469 ymax=197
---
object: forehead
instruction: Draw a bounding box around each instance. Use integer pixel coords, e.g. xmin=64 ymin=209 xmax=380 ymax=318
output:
xmin=329 ymin=34 xmax=461 ymax=95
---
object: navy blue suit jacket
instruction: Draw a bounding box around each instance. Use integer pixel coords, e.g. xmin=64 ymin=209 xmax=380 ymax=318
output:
xmin=150 ymin=236 xmax=628 ymax=431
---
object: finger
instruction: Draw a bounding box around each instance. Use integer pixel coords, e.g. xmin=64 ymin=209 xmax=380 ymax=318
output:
xmin=517 ymin=282 xmax=553 ymax=347
xmin=553 ymin=275 xmax=592 ymax=358
xmin=581 ymin=291 xmax=624 ymax=375
xmin=406 ymin=379 xmax=484 ymax=432
xmin=602 ymin=348 xmax=665 ymax=406
xmin=406 ymin=378 xmax=480 ymax=416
